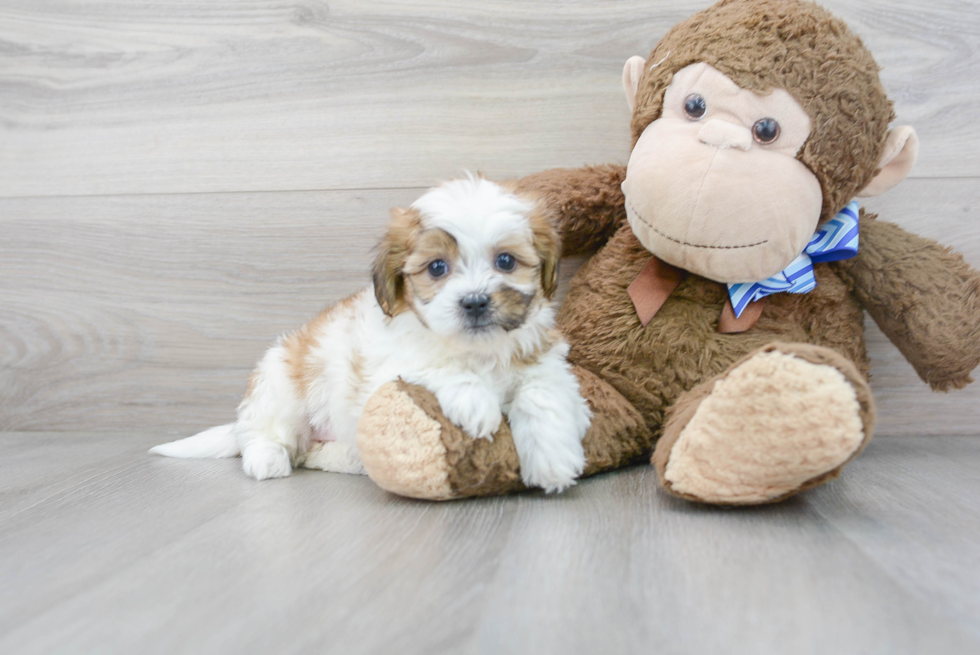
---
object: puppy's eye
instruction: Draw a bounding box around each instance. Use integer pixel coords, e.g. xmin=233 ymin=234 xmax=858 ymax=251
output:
xmin=495 ymin=252 xmax=517 ymax=272
xmin=752 ymin=118 xmax=780 ymax=144
xmin=684 ymin=94 xmax=707 ymax=120
xmin=427 ymin=259 xmax=449 ymax=278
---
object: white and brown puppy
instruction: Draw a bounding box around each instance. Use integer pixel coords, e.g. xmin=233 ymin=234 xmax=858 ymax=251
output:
xmin=151 ymin=176 xmax=591 ymax=493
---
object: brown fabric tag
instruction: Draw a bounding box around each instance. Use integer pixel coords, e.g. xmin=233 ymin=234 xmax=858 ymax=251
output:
xmin=717 ymin=297 xmax=765 ymax=333
xmin=627 ymin=257 xmax=686 ymax=326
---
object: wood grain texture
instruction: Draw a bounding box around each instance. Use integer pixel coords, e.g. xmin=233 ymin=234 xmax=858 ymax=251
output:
xmin=0 ymin=432 xmax=978 ymax=654
xmin=0 ymin=188 xmax=419 ymax=433
xmin=1 ymin=0 xmax=979 ymax=197
xmin=2 ymin=178 xmax=977 ymax=434
xmin=807 ymin=436 xmax=980 ymax=642
xmin=3 ymin=2 xmax=978 ymax=653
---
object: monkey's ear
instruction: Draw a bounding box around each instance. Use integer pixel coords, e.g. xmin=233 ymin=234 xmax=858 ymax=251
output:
xmin=857 ymin=126 xmax=919 ymax=198
xmin=622 ymin=56 xmax=647 ymax=113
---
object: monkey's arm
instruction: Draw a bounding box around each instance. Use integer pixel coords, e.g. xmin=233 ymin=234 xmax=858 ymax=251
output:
xmin=516 ymin=164 xmax=628 ymax=257
xmin=833 ymin=216 xmax=980 ymax=390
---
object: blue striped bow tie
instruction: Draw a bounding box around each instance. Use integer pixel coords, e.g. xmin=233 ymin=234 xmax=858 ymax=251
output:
xmin=727 ymin=201 xmax=860 ymax=318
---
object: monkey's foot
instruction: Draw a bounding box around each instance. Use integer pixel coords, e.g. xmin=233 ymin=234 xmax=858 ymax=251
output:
xmin=357 ymin=368 xmax=652 ymax=500
xmin=652 ymin=343 xmax=875 ymax=505
xmin=357 ymin=380 xmax=525 ymax=500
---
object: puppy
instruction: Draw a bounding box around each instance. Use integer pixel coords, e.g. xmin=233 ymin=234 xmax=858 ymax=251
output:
xmin=151 ymin=176 xmax=591 ymax=493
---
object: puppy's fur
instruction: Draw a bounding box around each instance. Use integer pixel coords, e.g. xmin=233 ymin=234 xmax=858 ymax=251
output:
xmin=152 ymin=177 xmax=591 ymax=493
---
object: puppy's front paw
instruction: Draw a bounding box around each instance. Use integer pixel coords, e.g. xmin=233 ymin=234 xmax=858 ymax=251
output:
xmin=242 ymin=441 xmax=292 ymax=480
xmin=518 ymin=438 xmax=586 ymax=494
xmin=437 ymin=385 xmax=502 ymax=440
xmin=508 ymin=379 xmax=590 ymax=493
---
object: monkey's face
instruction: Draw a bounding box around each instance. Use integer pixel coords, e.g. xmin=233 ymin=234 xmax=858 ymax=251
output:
xmin=622 ymin=63 xmax=823 ymax=283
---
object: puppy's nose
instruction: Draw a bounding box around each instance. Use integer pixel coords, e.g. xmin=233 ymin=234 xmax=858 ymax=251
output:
xmin=461 ymin=293 xmax=490 ymax=317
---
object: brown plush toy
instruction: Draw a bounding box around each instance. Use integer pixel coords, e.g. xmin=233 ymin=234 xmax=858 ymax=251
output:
xmin=355 ymin=0 xmax=980 ymax=504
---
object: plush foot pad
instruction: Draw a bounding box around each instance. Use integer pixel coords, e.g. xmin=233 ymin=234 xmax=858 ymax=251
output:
xmin=358 ymin=369 xmax=653 ymax=501
xmin=357 ymin=380 xmax=524 ymax=500
xmin=654 ymin=344 xmax=873 ymax=505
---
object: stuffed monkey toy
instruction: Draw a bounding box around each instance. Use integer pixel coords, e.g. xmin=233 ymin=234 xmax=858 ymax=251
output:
xmin=355 ymin=0 xmax=980 ymax=504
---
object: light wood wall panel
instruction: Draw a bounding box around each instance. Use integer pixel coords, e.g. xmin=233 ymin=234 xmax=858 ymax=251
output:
xmin=2 ymin=179 xmax=976 ymax=434
xmin=1 ymin=188 xmax=417 ymax=433
xmin=1 ymin=0 xmax=978 ymax=197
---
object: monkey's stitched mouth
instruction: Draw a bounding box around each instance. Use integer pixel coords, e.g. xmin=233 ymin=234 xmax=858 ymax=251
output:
xmin=627 ymin=200 xmax=769 ymax=250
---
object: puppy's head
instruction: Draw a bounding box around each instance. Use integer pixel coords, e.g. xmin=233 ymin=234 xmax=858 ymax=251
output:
xmin=372 ymin=176 xmax=560 ymax=340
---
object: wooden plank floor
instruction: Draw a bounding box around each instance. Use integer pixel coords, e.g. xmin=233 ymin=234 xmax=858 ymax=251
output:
xmin=1 ymin=432 xmax=979 ymax=655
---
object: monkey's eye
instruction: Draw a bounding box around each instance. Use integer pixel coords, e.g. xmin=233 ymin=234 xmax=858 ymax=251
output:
xmin=427 ymin=259 xmax=449 ymax=278
xmin=495 ymin=252 xmax=517 ymax=272
xmin=684 ymin=94 xmax=707 ymax=120
xmin=752 ymin=118 xmax=780 ymax=144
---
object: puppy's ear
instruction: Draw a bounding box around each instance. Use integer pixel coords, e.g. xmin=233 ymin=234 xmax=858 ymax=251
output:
xmin=372 ymin=207 xmax=420 ymax=316
xmin=528 ymin=202 xmax=561 ymax=299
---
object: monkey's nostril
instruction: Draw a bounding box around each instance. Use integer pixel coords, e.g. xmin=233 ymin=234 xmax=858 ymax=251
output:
xmin=461 ymin=293 xmax=491 ymax=316
xmin=697 ymin=119 xmax=752 ymax=151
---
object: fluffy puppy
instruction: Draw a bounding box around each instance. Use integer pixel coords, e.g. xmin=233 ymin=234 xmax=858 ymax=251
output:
xmin=151 ymin=176 xmax=591 ymax=493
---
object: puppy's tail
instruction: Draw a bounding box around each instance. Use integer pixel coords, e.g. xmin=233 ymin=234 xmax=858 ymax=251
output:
xmin=150 ymin=423 xmax=240 ymax=459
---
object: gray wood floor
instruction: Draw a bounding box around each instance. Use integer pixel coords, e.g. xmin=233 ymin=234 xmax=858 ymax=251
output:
xmin=1 ymin=432 xmax=979 ymax=654
xmin=2 ymin=1 xmax=980 ymax=653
